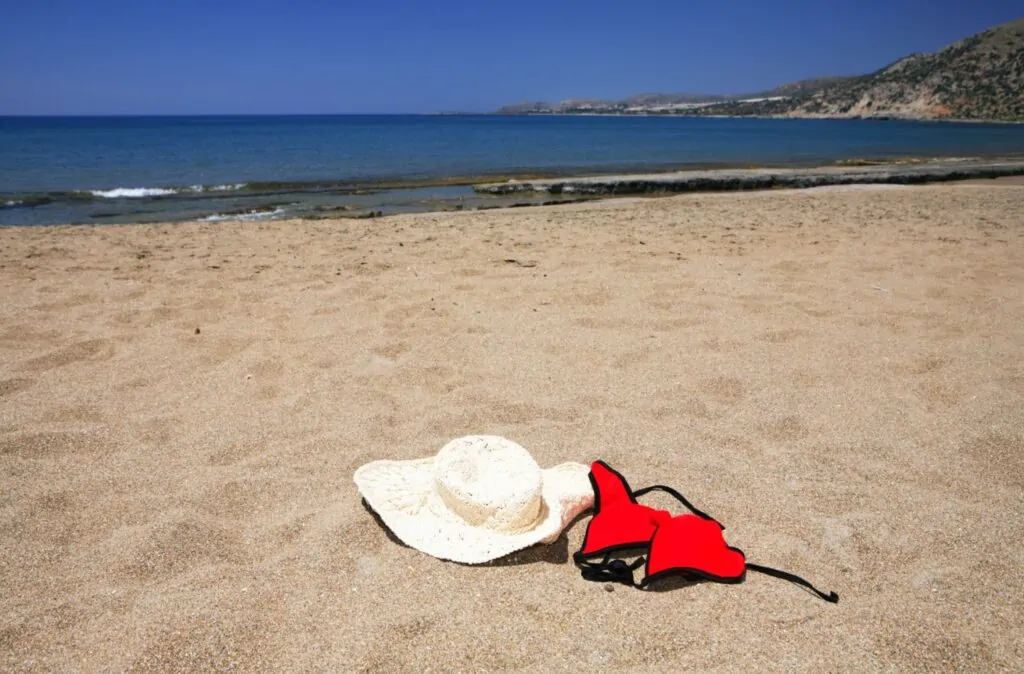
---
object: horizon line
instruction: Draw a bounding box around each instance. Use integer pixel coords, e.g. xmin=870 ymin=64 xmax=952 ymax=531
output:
xmin=0 ymin=112 xmax=493 ymax=118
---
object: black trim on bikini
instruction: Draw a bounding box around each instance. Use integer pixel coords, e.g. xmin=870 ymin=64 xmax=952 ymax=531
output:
xmin=574 ymin=461 xmax=642 ymax=564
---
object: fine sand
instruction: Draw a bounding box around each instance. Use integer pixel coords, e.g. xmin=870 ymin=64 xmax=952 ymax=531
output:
xmin=1 ymin=183 xmax=1022 ymax=671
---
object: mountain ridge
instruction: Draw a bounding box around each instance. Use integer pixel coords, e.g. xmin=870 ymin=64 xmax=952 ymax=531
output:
xmin=495 ymin=18 xmax=1024 ymax=121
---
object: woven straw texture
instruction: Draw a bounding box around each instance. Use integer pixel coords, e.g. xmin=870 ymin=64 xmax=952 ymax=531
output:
xmin=354 ymin=436 xmax=593 ymax=564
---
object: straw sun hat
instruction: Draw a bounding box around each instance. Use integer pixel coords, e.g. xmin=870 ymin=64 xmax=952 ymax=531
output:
xmin=354 ymin=435 xmax=594 ymax=564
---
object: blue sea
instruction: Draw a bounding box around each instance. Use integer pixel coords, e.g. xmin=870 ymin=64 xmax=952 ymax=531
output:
xmin=2 ymin=115 xmax=1024 ymax=225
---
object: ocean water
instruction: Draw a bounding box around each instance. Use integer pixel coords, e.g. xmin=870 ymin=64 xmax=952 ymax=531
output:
xmin=2 ymin=115 xmax=1024 ymax=225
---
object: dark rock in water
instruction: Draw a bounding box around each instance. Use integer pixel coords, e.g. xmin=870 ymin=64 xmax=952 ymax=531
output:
xmin=217 ymin=202 xmax=293 ymax=217
xmin=301 ymin=205 xmax=355 ymax=220
xmin=350 ymin=210 xmax=384 ymax=219
xmin=472 ymin=160 xmax=1024 ymax=196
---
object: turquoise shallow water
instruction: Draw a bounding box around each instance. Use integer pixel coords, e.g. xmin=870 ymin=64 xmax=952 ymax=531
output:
xmin=2 ymin=114 xmax=1024 ymax=225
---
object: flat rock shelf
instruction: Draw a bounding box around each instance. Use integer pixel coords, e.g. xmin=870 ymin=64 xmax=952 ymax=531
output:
xmin=472 ymin=159 xmax=1024 ymax=195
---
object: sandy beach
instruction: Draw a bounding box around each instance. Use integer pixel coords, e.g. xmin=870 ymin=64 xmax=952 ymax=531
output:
xmin=2 ymin=182 xmax=1022 ymax=671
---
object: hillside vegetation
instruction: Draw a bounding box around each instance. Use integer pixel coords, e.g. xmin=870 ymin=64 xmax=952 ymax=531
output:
xmin=496 ymin=19 xmax=1024 ymax=121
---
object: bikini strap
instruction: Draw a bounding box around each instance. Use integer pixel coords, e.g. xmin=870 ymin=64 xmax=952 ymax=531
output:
xmin=575 ymin=552 xmax=644 ymax=587
xmin=632 ymin=484 xmax=722 ymax=528
xmin=746 ymin=563 xmax=840 ymax=603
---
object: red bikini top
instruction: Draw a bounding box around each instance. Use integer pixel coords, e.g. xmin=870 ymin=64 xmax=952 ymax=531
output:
xmin=574 ymin=461 xmax=838 ymax=603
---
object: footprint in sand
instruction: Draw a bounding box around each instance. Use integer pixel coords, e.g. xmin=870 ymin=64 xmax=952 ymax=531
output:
xmin=760 ymin=415 xmax=810 ymax=443
xmin=0 ymin=431 xmax=110 ymax=459
xmin=0 ymin=377 xmax=35 ymax=397
xmin=20 ymin=339 xmax=115 ymax=373
xmin=114 ymin=513 xmax=246 ymax=580
xmin=357 ymin=354 xmax=397 ymax=377
xmin=376 ymin=342 xmax=411 ymax=360
xmin=702 ymin=376 xmax=748 ymax=406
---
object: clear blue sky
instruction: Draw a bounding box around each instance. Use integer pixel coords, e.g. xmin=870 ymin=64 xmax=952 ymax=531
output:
xmin=0 ymin=0 xmax=1020 ymax=115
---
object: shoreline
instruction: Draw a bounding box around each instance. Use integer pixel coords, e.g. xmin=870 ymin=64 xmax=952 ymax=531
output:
xmin=4 ymin=154 xmax=1024 ymax=227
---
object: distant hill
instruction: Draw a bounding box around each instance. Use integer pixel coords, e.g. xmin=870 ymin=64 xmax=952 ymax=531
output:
xmin=494 ymin=18 xmax=1024 ymax=121
xmin=623 ymin=92 xmax=735 ymax=105
xmin=754 ymin=76 xmax=862 ymax=99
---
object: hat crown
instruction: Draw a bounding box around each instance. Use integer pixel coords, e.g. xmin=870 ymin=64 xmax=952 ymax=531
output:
xmin=433 ymin=435 xmax=545 ymax=533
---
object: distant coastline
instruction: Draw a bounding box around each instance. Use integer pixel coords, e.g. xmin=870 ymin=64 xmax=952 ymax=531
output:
xmin=487 ymin=111 xmax=1024 ymax=125
xmin=494 ymin=19 xmax=1024 ymax=123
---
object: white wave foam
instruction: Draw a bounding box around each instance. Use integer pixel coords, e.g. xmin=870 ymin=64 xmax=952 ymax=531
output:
xmin=189 ymin=183 xmax=247 ymax=193
xmin=90 ymin=187 xmax=178 ymax=198
xmin=3 ymin=200 xmax=22 ymax=207
xmin=202 ymin=207 xmax=285 ymax=222
xmin=88 ymin=184 xmax=248 ymax=199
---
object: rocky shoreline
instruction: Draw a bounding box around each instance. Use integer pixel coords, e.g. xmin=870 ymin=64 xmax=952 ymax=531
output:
xmin=472 ymin=159 xmax=1024 ymax=196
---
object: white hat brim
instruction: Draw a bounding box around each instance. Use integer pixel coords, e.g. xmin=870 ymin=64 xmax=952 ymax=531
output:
xmin=354 ymin=458 xmax=593 ymax=564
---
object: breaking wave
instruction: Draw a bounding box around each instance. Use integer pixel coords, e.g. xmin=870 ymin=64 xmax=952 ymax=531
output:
xmin=194 ymin=183 xmax=248 ymax=193
xmin=87 ymin=183 xmax=248 ymax=198
xmin=2 ymin=197 xmax=55 ymax=209
xmin=89 ymin=187 xmax=178 ymax=198
xmin=202 ymin=207 xmax=286 ymax=222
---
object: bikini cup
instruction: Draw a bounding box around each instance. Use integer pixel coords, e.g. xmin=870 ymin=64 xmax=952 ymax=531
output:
xmin=573 ymin=461 xmax=839 ymax=603
xmin=573 ymin=460 xmax=724 ymax=586
xmin=575 ymin=460 xmax=720 ymax=559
